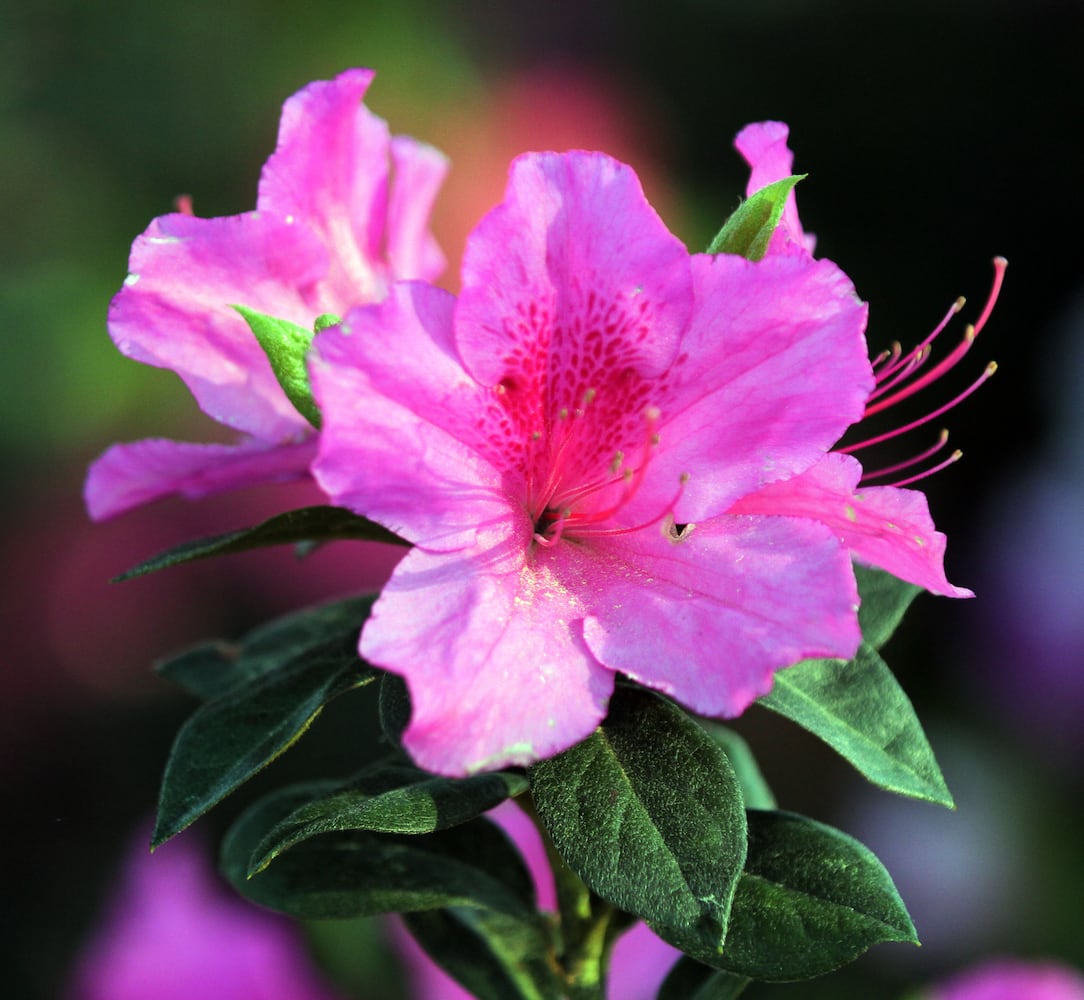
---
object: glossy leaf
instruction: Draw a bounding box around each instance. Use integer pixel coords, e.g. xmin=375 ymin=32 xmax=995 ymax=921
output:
xmin=156 ymin=595 xmax=376 ymax=700
xmin=529 ymin=687 xmax=746 ymax=948
xmin=249 ymin=761 xmax=528 ymax=873
xmin=152 ymin=625 xmax=375 ymax=847
xmin=706 ymin=175 xmax=804 ymax=260
xmin=853 ymin=564 xmax=922 ymax=650
xmin=234 ymin=305 xmax=322 ymax=428
xmin=221 ymin=782 xmax=537 ymax=920
xmin=115 ymin=505 xmax=407 ymax=581
xmin=759 ymin=644 xmax=953 ymax=807
xmin=658 ymin=957 xmax=751 ymax=1000
xmin=658 ymin=810 xmax=917 ymax=981
xmin=403 ymin=907 xmax=563 ymax=1000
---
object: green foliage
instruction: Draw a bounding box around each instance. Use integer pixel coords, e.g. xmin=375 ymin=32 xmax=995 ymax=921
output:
xmin=706 ymin=175 xmax=804 ymax=260
xmin=379 ymin=671 xmax=412 ymax=744
xmin=248 ymin=760 xmax=528 ymax=873
xmin=152 ymin=598 xmax=378 ymax=847
xmin=529 ymin=687 xmax=747 ymax=950
xmin=403 ymin=908 xmax=564 ymax=1000
xmin=114 ymin=505 xmax=407 ymax=581
xmin=696 ymin=722 xmax=776 ymax=810
xmin=658 ymin=810 xmax=917 ymax=981
xmin=221 ymin=781 xmax=538 ymax=921
xmin=234 ymin=305 xmax=322 ymax=428
xmin=657 ymin=958 xmax=751 ymax=1000
xmin=853 ymin=564 xmax=922 ymax=650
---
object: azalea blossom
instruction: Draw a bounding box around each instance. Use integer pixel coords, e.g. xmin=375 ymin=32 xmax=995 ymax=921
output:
xmin=310 ymin=134 xmax=978 ymax=777
xmin=85 ymin=69 xmax=447 ymax=521
xmin=927 ymin=958 xmax=1084 ymax=1000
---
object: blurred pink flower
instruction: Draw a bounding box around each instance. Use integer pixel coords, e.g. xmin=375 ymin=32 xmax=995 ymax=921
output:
xmin=311 ymin=144 xmax=966 ymax=776
xmin=86 ymin=69 xmax=447 ymax=521
xmin=67 ymin=830 xmax=343 ymax=1000
xmin=928 ymin=958 xmax=1084 ymax=1000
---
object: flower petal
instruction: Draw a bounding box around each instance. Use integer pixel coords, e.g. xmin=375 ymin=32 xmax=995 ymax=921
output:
xmin=84 ymin=436 xmax=318 ymax=521
xmin=387 ymin=135 xmax=449 ymax=282
xmin=312 ymin=282 xmax=512 ymax=550
xmin=364 ymin=534 xmax=614 ymax=776
xmin=734 ymin=120 xmax=813 ymax=255
xmin=581 ymin=514 xmax=861 ymax=716
xmin=648 ymin=252 xmax=871 ymax=522
xmin=729 ymin=452 xmax=973 ymax=597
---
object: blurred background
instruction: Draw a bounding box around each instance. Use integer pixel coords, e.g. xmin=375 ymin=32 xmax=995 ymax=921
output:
xmin=2 ymin=0 xmax=1082 ymax=996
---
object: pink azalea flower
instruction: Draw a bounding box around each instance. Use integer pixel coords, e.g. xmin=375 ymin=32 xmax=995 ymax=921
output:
xmin=310 ymin=142 xmax=972 ymax=777
xmin=85 ymin=69 xmax=447 ymax=521
xmin=67 ymin=830 xmax=343 ymax=1000
xmin=928 ymin=958 xmax=1084 ymax=1000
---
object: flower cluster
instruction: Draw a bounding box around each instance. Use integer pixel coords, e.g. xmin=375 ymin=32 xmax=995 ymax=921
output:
xmin=88 ymin=71 xmax=991 ymax=777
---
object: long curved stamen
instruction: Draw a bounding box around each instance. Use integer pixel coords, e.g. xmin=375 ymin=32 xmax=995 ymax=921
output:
xmin=572 ymin=474 xmax=690 ymax=538
xmin=881 ymin=449 xmax=963 ymax=488
xmin=860 ymin=429 xmax=949 ymax=483
xmin=872 ymin=297 xmax=965 ymax=386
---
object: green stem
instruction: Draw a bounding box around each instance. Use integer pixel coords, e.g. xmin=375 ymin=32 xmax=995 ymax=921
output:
xmin=516 ymin=792 xmax=615 ymax=1000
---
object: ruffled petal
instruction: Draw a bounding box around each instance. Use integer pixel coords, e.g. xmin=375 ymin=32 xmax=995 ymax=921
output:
xmin=110 ymin=211 xmax=327 ymax=440
xmin=647 ymin=252 xmax=871 ymax=522
xmin=387 ymin=135 xmax=449 ymax=282
xmin=311 ymin=283 xmax=512 ymax=550
xmin=581 ymin=514 xmax=861 ymax=717
xmin=84 ymin=435 xmax=318 ymax=521
xmin=363 ymin=532 xmax=614 ymax=776
xmin=729 ymin=452 xmax=972 ymax=597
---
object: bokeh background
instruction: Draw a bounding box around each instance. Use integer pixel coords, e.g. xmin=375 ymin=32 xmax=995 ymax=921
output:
xmin=3 ymin=0 xmax=1082 ymax=997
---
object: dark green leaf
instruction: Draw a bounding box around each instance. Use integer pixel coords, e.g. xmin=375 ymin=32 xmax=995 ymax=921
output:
xmin=156 ymin=594 xmax=376 ymax=700
xmin=697 ymin=721 xmax=776 ymax=810
xmin=658 ymin=957 xmax=751 ymax=1000
xmin=234 ymin=305 xmax=322 ymax=428
xmin=657 ymin=810 xmax=917 ymax=981
xmin=221 ymin=782 xmax=537 ymax=920
xmin=403 ymin=907 xmax=563 ymax=1000
xmin=249 ymin=760 xmax=528 ymax=873
xmin=152 ymin=626 xmax=375 ymax=847
xmin=854 ymin=565 xmax=922 ymax=650
xmin=379 ymin=671 xmax=412 ymax=745
xmin=705 ymin=175 xmax=805 ymax=260
xmin=529 ymin=687 xmax=746 ymax=948
xmin=114 ymin=505 xmax=407 ymax=581
xmin=759 ymin=644 xmax=953 ymax=807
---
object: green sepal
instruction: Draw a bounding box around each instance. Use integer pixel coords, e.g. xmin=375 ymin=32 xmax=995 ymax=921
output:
xmin=657 ymin=957 xmax=751 ymax=1000
xmin=706 ymin=175 xmax=805 ymax=260
xmin=220 ymin=782 xmax=538 ymax=920
xmin=234 ymin=305 xmax=322 ymax=428
xmin=759 ymin=644 xmax=954 ymax=808
xmin=313 ymin=312 xmax=342 ymax=332
xmin=114 ymin=505 xmax=407 ymax=581
xmin=854 ymin=564 xmax=922 ymax=650
xmin=152 ymin=604 xmax=376 ymax=847
xmin=657 ymin=810 xmax=917 ymax=981
xmin=696 ymin=721 xmax=776 ymax=810
xmin=529 ymin=687 xmax=747 ymax=950
xmin=248 ymin=759 xmax=528 ymax=874
xmin=156 ymin=594 xmax=376 ymax=700
xmin=403 ymin=908 xmax=564 ymax=1000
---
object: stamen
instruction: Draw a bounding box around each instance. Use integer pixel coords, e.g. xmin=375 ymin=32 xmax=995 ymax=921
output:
xmin=860 ymin=429 xmax=949 ymax=482
xmin=574 ymin=474 xmax=690 ymax=538
xmin=880 ymin=449 xmax=963 ymax=489
xmin=174 ymin=194 xmax=194 ymax=215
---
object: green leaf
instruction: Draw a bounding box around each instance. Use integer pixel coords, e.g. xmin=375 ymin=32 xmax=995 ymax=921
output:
xmin=156 ymin=594 xmax=376 ymax=700
xmin=114 ymin=505 xmax=407 ymax=581
xmin=658 ymin=957 xmax=751 ymax=1000
xmin=706 ymin=175 xmax=805 ymax=260
xmin=759 ymin=643 xmax=954 ymax=807
xmin=854 ymin=564 xmax=922 ymax=650
xmin=152 ymin=621 xmax=375 ymax=847
xmin=658 ymin=810 xmax=917 ymax=981
xmin=234 ymin=305 xmax=322 ymax=428
xmin=249 ymin=760 xmax=528 ymax=874
xmin=378 ymin=671 xmax=412 ymax=745
xmin=220 ymin=782 xmax=538 ymax=920
xmin=696 ymin=721 xmax=776 ymax=810
xmin=529 ymin=687 xmax=747 ymax=948
xmin=403 ymin=907 xmax=563 ymax=1000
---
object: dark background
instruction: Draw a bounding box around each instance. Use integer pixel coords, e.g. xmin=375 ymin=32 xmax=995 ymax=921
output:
xmin=3 ymin=0 xmax=1082 ymax=996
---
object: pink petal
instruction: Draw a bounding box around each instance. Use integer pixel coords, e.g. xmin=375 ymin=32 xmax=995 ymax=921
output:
xmin=363 ymin=533 xmax=614 ymax=776
xmin=733 ymin=120 xmax=812 ymax=255
xmin=84 ymin=436 xmax=318 ymax=521
xmin=729 ymin=452 xmax=973 ymax=597
xmin=647 ymin=252 xmax=871 ymax=522
xmin=110 ymin=211 xmax=327 ymax=440
xmin=311 ymin=282 xmax=512 ymax=551
xmin=581 ymin=515 xmax=861 ymax=717
xmin=455 ymin=151 xmax=693 ymax=393
xmin=387 ymin=135 xmax=449 ymax=281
